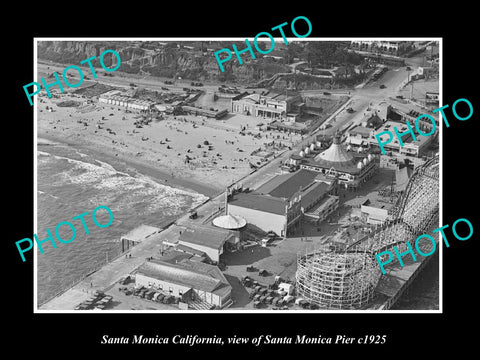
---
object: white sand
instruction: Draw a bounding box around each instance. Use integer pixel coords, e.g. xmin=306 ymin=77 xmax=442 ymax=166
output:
xmin=37 ymin=92 xmax=302 ymax=190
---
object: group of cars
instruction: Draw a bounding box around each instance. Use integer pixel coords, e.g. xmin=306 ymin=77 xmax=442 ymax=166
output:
xmin=242 ymin=276 xmax=289 ymax=309
xmin=246 ymin=265 xmax=268 ymax=276
xmin=75 ymin=291 xmax=113 ymax=310
xmin=242 ymin=275 xmax=319 ymax=310
xmin=118 ymin=282 xmax=180 ymax=306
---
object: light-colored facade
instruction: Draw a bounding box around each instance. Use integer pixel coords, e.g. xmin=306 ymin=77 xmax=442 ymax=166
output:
xmin=177 ymin=225 xmax=238 ymax=263
xmin=99 ymin=90 xmax=154 ymax=111
xmin=369 ymin=120 xmax=435 ymax=157
xmin=351 ymin=40 xmax=411 ymax=55
xmin=361 ymin=203 xmax=391 ymax=225
xmin=299 ymin=136 xmax=379 ymax=190
xmin=228 ymin=203 xmax=287 ymax=236
xmin=303 ymin=195 xmax=339 ymax=223
xmin=227 ymin=170 xmax=337 ymax=235
xmin=227 ymin=192 xmax=302 ymax=237
xmin=231 ymin=92 xmax=301 ymax=120
xmin=177 ymin=240 xmax=223 ymax=263
xmin=135 ymin=259 xmax=232 ymax=308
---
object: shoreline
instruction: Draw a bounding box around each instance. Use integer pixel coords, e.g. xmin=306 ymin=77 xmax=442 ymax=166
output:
xmin=37 ymin=131 xmax=221 ymax=198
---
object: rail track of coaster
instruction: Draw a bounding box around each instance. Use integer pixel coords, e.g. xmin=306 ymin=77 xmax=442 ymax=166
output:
xmin=296 ymin=154 xmax=439 ymax=309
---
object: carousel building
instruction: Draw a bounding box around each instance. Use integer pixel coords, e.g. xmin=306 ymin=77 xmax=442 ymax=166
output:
xmin=298 ymin=134 xmax=378 ymax=190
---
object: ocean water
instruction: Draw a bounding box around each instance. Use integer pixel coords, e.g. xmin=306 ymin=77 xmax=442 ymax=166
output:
xmin=36 ymin=142 xmax=207 ymax=305
xmin=392 ymin=252 xmax=440 ymax=310
xmin=36 ymin=142 xmax=439 ymax=310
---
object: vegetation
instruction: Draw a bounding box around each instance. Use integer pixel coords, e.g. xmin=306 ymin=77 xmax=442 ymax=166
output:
xmin=37 ymin=40 xmax=366 ymax=86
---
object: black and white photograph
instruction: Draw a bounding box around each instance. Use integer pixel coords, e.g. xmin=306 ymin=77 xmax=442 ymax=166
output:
xmin=7 ymin=7 xmax=479 ymax=355
xmin=33 ymin=38 xmax=441 ymax=313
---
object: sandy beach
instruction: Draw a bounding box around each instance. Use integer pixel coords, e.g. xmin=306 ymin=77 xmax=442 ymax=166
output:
xmin=37 ymin=90 xmax=303 ymax=196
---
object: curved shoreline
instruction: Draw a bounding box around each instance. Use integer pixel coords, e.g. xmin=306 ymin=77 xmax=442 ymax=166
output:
xmin=37 ymin=132 xmax=221 ymax=198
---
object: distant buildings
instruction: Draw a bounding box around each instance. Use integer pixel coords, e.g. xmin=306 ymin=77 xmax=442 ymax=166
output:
xmin=231 ymin=91 xmax=302 ymax=120
xmin=99 ymin=90 xmax=154 ymax=111
xmin=370 ymin=120 xmax=434 ymax=157
xmin=180 ymin=105 xmax=228 ymax=119
xmin=350 ymin=40 xmax=412 ymax=56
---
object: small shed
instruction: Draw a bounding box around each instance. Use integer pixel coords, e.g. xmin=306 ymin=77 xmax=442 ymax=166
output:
xmin=120 ymin=224 xmax=161 ymax=253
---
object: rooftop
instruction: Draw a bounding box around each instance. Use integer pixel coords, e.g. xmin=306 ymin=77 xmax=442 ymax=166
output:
xmin=304 ymin=152 xmax=372 ymax=175
xmin=314 ymin=135 xmax=355 ymax=164
xmin=137 ymin=258 xmax=231 ymax=297
xmin=234 ymin=91 xmax=300 ymax=104
xmin=179 ymin=225 xmax=234 ymax=250
xmin=300 ymin=181 xmax=331 ymax=208
xmin=120 ymin=224 xmax=161 ymax=243
xmin=255 ymin=169 xmax=318 ymax=199
xmin=389 ymin=101 xmax=438 ymax=122
xmin=228 ymin=192 xmax=287 ymax=215
xmin=349 ymin=125 xmax=374 ymax=137
xmin=212 ymin=214 xmax=247 ymax=230
xmin=175 ymin=244 xmax=207 ymax=258
xmin=375 ymin=120 xmax=433 ymax=147
xmin=361 ymin=197 xmax=395 ymax=211
xmin=157 ymin=249 xmax=193 ymax=264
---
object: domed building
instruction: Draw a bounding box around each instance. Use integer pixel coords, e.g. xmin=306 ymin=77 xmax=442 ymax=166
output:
xmin=298 ymin=134 xmax=378 ymax=190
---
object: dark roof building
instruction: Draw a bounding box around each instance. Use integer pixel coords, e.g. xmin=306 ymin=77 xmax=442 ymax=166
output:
xmin=255 ymin=169 xmax=318 ymax=198
xmin=228 ymin=192 xmax=287 ymax=215
xmin=136 ymin=258 xmax=232 ymax=308
xmin=227 ymin=169 xmax=337 ymax=237
xmin=177 ymin=224 xmax=239 ymax=262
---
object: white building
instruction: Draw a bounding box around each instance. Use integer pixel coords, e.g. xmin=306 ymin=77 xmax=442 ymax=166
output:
xmin=135 ymin=258 xmax=232 ymax=308
xmin=178 ymin=225 xmax=239 ymax=263
xmin=98 ymin=90 xmax=154 ymax=111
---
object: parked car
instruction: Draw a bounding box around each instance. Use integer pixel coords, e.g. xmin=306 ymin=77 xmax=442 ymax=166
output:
xmin=133 ymin=286 xmax=144 ymax=296
xmin=145 ymin=290 xmax=155 ymax=300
